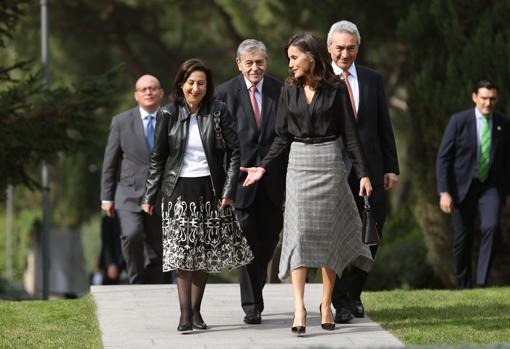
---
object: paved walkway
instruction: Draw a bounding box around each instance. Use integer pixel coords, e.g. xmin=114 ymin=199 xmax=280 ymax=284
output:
xmin=91 ymin=284 xmax=404 ymax=349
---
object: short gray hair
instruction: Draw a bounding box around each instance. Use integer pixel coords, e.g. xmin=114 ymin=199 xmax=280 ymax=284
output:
xmin=327 ymin=20 xmax=361 ymax=46
xmin=236 ymin=39 xmax=267 ymax=59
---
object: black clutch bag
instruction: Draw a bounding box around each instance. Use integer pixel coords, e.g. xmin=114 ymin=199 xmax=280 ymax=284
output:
xmin=361 ymin=196 xmax=380 ymax=246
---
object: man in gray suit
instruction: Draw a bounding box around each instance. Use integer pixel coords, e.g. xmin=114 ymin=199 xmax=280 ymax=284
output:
xmin=100 ymin=74 xmax=167 ymax=284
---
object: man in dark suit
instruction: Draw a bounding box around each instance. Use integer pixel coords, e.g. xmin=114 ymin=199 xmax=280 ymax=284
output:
xmin=327 ymin=20 xmax=400 ymax=323
xmin=101 ymin=74 xmax=168 ymax=284
xmin=436 ymin=80 xmax=510 ymax=289
xmin=216 ymin=39 xmax=286 ymax=324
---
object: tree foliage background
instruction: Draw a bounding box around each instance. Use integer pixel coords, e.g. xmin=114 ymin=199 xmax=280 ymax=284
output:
xmin=1 ymin=0 xmax=509 ymax=288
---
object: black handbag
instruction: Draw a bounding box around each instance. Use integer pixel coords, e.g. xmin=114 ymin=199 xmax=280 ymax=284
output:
xmin=361 ymin=196 xmax=380 ymax=246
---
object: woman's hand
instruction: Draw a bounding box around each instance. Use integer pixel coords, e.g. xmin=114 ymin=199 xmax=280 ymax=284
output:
xmin=220 ymin=198 xmax=234 ymax=208
xmin=141 ymin=204 xmax=154 ymax=215
xmin=240 ymin=167 xmax=266 ymax=186
xmin=359 ymin=177 xmax=373 ymax=196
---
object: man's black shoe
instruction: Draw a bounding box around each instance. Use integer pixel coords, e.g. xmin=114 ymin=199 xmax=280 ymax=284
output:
xmin=351 ymin=299 xmax=365 ymax=318
xmin=334 ymin=305 xmax=353 ymax=324
xmin=243 ymin=310 xmax=261 ymax=324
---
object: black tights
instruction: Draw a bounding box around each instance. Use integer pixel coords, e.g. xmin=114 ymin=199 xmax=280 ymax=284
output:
xmin=175 ymin=269 xmax=208 ymax=326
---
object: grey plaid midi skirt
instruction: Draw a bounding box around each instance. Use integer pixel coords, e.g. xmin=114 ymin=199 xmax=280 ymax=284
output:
xmin=278 ymin=139 xmax=373 ymax=280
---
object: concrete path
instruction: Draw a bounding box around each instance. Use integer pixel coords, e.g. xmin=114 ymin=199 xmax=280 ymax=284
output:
xmin=91 ymin=284 xmax=404 ymax=349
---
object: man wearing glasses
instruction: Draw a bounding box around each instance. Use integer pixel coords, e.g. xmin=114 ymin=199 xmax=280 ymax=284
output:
xmin=101 ymin=75 xmax=167 ymax=284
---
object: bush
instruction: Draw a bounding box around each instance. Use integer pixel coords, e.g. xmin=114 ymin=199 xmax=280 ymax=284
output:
xmin=365 ymin=204 xmax=443 ymax=290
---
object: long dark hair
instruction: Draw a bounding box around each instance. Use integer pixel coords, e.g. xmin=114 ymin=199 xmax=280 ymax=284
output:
xmin=171 ymin=58 xmax=215 ymax=105
xmin=284 ymin=32 xmax=338 ymax=89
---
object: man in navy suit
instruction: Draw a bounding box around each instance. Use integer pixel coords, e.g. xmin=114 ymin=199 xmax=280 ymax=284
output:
xmin=436 ymin=80 xmax=510 ymax=289
xmin=216 ymin=39 xmax=286 ymax=324
xmin=327 ymin=20 xmax=400 ymax=323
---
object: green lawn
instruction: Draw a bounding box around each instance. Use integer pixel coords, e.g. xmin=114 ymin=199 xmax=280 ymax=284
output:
xmin=364 ymin=287 xmax=510 ymax=346
xmin=1 ymin=288 xmax=509 ymax=348
xmin=0 ymin=294 xmax=101 ymax=349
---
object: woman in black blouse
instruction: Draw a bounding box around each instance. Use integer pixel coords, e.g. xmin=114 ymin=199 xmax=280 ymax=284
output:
xmin=241 ymin=32 xmax=373 ymax=335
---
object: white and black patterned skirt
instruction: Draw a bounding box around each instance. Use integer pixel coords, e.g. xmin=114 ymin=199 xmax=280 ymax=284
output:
xmin=161 ymin=176 xmax=253 ymax=272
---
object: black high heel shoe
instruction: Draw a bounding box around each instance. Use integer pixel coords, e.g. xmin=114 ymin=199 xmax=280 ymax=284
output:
xmin=192 ymin=312 xmax=208 ymax=330
xmin=319 ymin=303 xmax=336 ymax=331
xmin=177 ymin=322 xmax=193 ymax=332
xmin=177 ymin=312 xmax=193 ymax=333
xmin=291 ymin=308 xmax=307 ymax=336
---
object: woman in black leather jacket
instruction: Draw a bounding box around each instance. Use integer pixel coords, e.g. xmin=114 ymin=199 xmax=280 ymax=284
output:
xmin=141 ymin=58 xmax=253 ymax=333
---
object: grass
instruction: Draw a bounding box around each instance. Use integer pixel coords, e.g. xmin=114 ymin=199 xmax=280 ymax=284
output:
xmin=363 ymin=287 xmax=510 ymax=346
xmin=1 ymin=288 xmax=509 ymax=348
xmin=0 ymin=294 xmax=102 ymax=349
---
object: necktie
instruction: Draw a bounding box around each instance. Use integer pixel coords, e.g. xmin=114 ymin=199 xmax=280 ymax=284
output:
xmin=478 ymin=116 xmax=491 ymax=182
xmin=249 ymin=85 xmax=261 ymax=129
xmin=145 ymin=115 xmax=155 ymax=152
xmin=342 ymin=71 xmax=356 ymax=117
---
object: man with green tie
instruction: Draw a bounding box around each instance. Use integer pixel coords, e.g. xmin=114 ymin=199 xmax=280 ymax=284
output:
xmin=436 ymin=80 xmax=510 ymax=289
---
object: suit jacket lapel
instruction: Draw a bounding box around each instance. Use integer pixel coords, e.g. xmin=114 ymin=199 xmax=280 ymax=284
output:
xmin=259 ymin=81 xmax=274 ymax=139
xmin=355 ymin=66 xmax=367 ymax=122
xmin=467 ymin=110 xmax=478 ymax=165
xmin=490 ymin=113 xmax=503 ymax=163
xmin=132 ymin=108 xmax=150 ymax=157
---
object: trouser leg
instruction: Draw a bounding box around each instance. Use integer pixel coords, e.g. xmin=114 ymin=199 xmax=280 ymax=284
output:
xmin=117 ymin=209 xmax=146 ymax=284
xmin=143 ymin=209 xmax=168 ymax=284
xmin=451 ymin=195 xmax=477 ymax=289
xmin=237 ymin=184 xmax=283 ymax=314
xmin=475 ymin=186 xmax=501 ymax=286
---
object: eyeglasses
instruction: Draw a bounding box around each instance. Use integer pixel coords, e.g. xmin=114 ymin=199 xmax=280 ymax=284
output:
xmin=136 ymin=86 xmax=161 ymax=94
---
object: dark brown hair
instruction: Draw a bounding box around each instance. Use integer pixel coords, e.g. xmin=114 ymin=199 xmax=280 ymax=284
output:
xmin=284 ymin=32 xmax=338 ymax=89
xmin=171 ymin=58 xmax=215 ymax=105
xmin=473 ymin=79 xmax=498 ymax=94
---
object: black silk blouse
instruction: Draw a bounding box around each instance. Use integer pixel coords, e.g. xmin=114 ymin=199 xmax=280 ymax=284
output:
xmin=260 ymin=81 xmax=369 ymax=178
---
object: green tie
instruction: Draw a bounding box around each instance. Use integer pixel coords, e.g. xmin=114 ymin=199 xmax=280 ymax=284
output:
xmin=478 ymin=116 xmax=491 ymax=182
